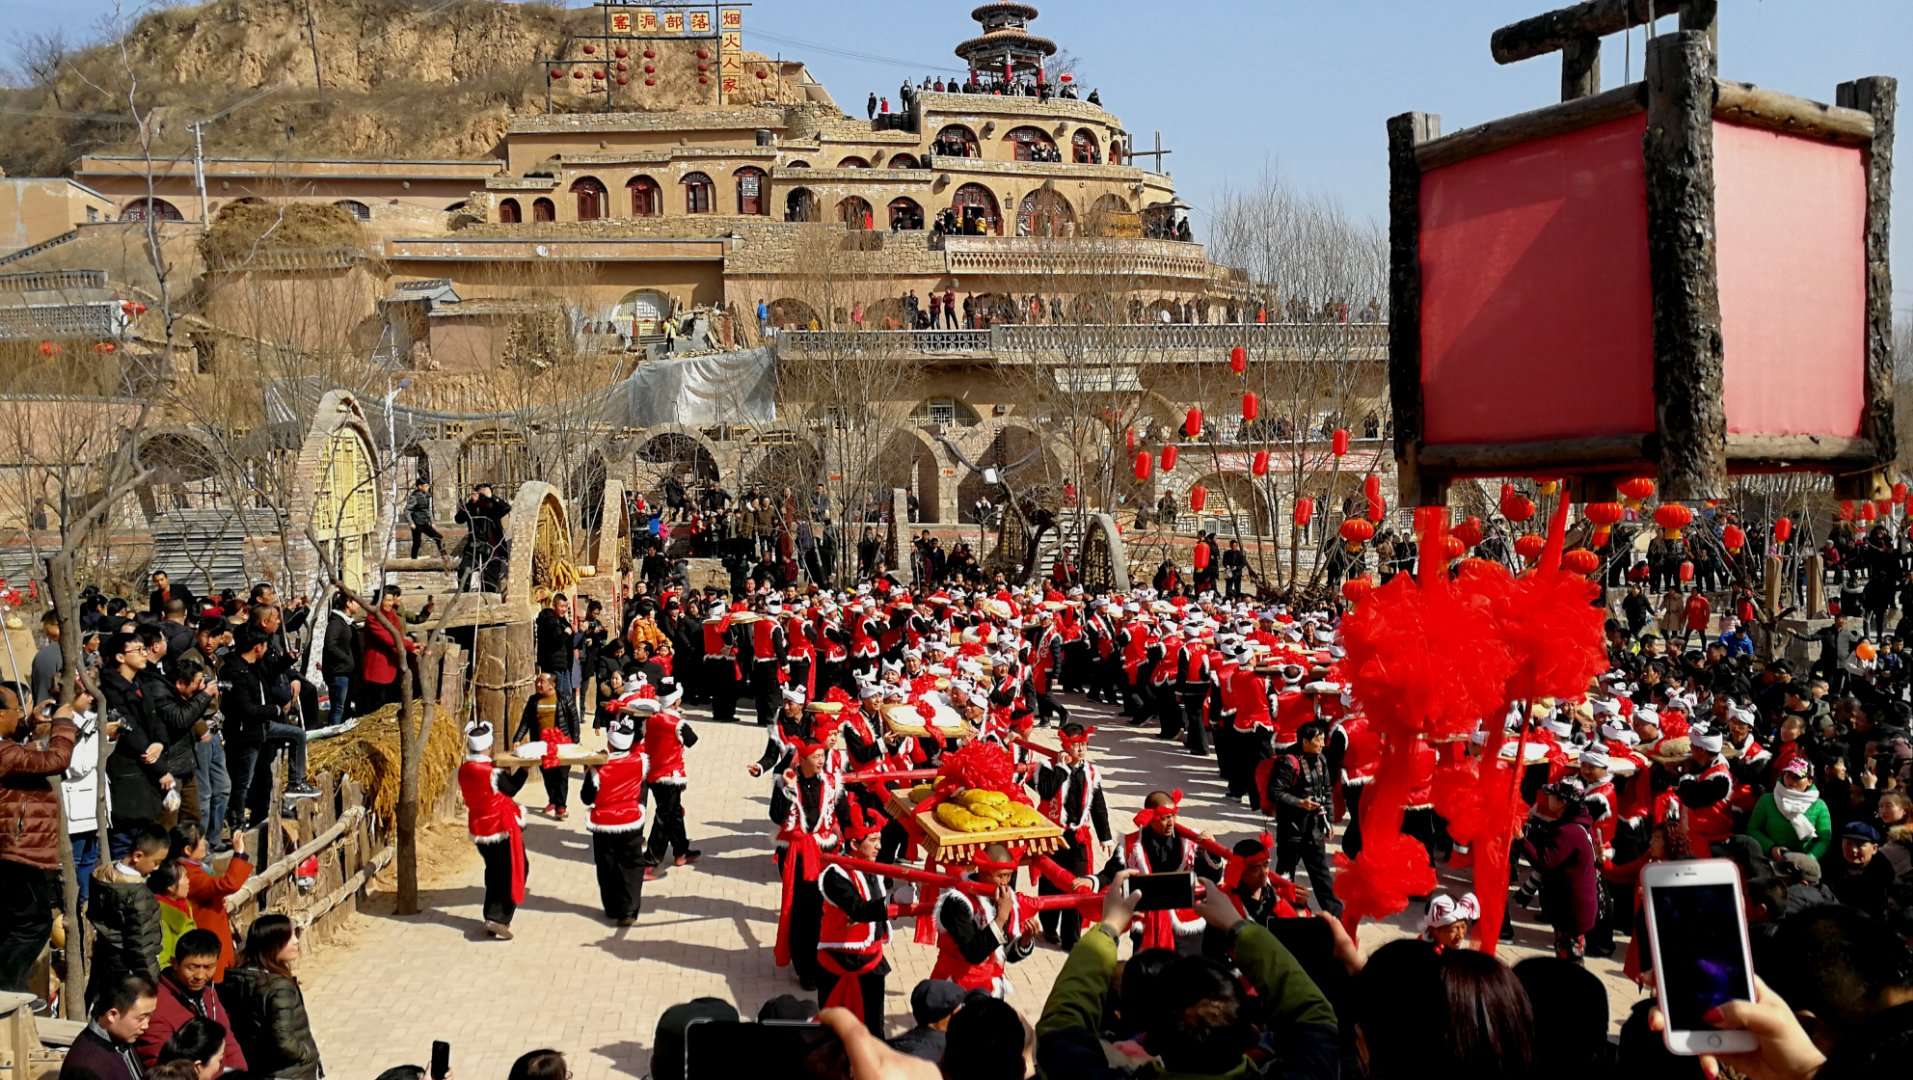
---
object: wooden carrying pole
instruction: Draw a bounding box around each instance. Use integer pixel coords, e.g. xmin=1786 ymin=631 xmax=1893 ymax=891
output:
xmin=1491 ymin=0 xmax=1717 ymax=65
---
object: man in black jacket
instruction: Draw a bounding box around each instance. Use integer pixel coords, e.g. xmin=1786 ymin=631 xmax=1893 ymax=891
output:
xmin=455 ymin=482 xmax=512 ymax=592
xmin=404 ymin=479 xmax=445 ymax=558
xmin=535 ymin=594 xmax=579 ymax=712
xmin=60 ymin=973 xmax=156 ymax=1080
xmin=1267 ymin=720 xmax=1342 ymax=917
xmin=221 ymin=628 xmax=315 ymax=830
xmin=321 ymin=595 xmax=362 ymax=728
xmin=146 ymin=659 xmax=218 ymax=828
xmin=100 ymin=633 xmax=168 ymax=855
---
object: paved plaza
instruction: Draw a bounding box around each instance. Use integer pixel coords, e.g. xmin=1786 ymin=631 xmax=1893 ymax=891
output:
xmin=301 ymin=692 xmax=1645 ymax=1078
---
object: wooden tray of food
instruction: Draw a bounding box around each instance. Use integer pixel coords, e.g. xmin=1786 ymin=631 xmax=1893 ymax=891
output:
xmin=882 ymin=702 xmax=974 ymax=740
xmin=883 ymin=789 xmax=1063 ymax=862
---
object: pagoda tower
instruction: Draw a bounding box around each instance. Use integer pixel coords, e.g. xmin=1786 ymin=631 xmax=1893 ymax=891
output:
xmin=955 ymin=3 xmax=1058 ymax=88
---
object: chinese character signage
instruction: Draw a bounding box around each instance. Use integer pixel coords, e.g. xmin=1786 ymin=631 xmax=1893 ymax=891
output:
xmin=663 ymin=11 xmax=684 ymax=32
xmin=688 ymin=10 xmax=711 ymax=33
xmin=610 ymin=11 xmax=632 ymax=33
xmin=636 ymin=9 xmax=658 ymax=32
xmin=721 ymin=9 xmax=743 ymax=31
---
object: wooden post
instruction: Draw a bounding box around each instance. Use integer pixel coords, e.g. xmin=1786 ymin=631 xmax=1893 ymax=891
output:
xmin=1679 ymin=0 xmax=1720 ymax=72
xmin=1836 ymin=76 xmax=1897 ymax=473
xmin=1562 ymin=35 xmax=1601 ymax=100
xmin=1763 ymin=554 xmax=1783 ymax=620
xmin=474 ymin=625 xmax=506 ymax=730
xmin=1642 ymin=31 xmax=1726 ymax=502
xmin=1805 ymin=554 xmax=1825 ymax=618
xmin=1386 ymin=111 xmax=1443 ymax=507
xmin=502 ymin=620 xmax=536 ymax=730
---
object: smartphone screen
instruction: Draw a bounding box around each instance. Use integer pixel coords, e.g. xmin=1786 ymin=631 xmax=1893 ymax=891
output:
xmin=685 ymin=1020 xmax=844 ymax=1079
xmin=1127 ymin=871 xmax=1196 ymax=913
xmin=1648 ymin=881 xmax=1755 ymax=1031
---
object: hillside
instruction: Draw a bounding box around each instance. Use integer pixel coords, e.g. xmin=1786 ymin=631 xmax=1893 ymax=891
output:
xmin=0 ymin=0 xmax=826 ymax=177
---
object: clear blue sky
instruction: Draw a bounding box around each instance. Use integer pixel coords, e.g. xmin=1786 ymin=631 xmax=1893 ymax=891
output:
xmin=11 ymin=0 xmax=1910 ymax=309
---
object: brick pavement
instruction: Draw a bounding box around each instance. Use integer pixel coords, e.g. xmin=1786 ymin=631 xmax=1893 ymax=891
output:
xmin=301 ymin=692 xmax=1645 ymax=1078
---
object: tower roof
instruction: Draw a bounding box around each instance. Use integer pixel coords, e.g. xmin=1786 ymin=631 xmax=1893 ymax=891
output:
xmin=970 ymin=2 xmax=1039 ymax=20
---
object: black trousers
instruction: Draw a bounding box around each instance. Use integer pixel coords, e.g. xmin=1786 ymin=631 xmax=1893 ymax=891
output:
xmin=815 ymin=963 xmax=887 ymax=1037
xmin=0 ymin=860 xmax=51 ymax=994
xmin=1179 ymin=689 xmax=1210 ymax=754
xmin=1037 ymin=838 xmax=1091 ymax=948
xmin=1034 ymin=691 xmax=1069 ymax=727
xmin=1276 ymin=832 xmax=1342 ymax=917
xmin=877 ymin=819 xmax=911 ymax=864
xmin=592 ymin=829 xmax=647 ymax=921
xmin=409 ymin=521 xmax=446 ymax=557
xmin=478 ymin=838 xmax=523 ymax=926
xmin=752 ymin=663 xmax=780 ymax=726
xmin=1342 ymin=783 xmax=1366 ymax=856
xmin=540 ymin=765 xmax=571 ymax=809
xmin=646 ymin=784 xmax=690 ymax=861
xmin=705 ymin=658 xmax=737 ymax=724
xmin=1154 ymin=684 xmax=1181 ymax=738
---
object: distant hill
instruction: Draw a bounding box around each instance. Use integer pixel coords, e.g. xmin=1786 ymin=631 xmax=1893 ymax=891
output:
xmin=0 ymin=0 xmax=824 ymax=176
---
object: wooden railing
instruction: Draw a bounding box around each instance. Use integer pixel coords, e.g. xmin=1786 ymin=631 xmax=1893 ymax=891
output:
xmin=774 ymin=321 xmax=1389 ymax=361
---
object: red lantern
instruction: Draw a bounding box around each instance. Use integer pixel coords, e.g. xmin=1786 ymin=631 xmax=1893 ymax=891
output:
xmin=1679 ymin=560 xmax=1695 ymax=583
xmin=593 ymin=69 xmax=606 ymax=80
xmin=1251 ymin=450 xmax=1270 ymax=477
xmin=1584 ymin=500 xmax=1624 ymax=546
xmin=1617 ymin=477 xmax=1656 ymax=506
xmin=617 ymin=75 xmax=628 ymax=85
xmin=615 ymin=46 xmax=628 ymax=58
xmin=93 ymin=341 xmax=116 ymax=353
xmin=1293 ymin=497 xmax=1314 ymax=528
xmin=1654 ymin=502 xmax=1694 ymax=540
xmin=1124 ymin=427 xmax=1136 ymax=453
xmin=1874 ymin=499 xmax=1891 ymax=518
xmin=697 ymin=48 xmax=711 ymax=60
xmin=1133 ymin=451 xmax=1151 ymax=481
xmin=698 ymin=63 xmax=709 ymax=73
xmin=1774 ymin=517 xmax=1794 ymax=543
xmin=1895 ymin=482 xmax=1909 ymax=504
xmin=757 ymin=68 xmax=770 ymax=80
xmin=1514 ymin=533 xmax=1546 ymax=564
xmin=1342 ymin=576 xmax=1374 ymax=603
xmin=1839 ymin=500 xmax=1855 ymax=521
xmin=1189 ymin=484 xmax=1208 ymax=513
xmin=1722 ymin=524 xmax=1746 ymax=553
xmin=1562 ymin=548 xmax=1602 ymax=576
xmin=1330 ymin=428 xmax=1349 ymax=456
xmin=572 ymin=70 xmax=585 ymax=79
xmin=643 ymin=48 xmax=655 ymax=59
xmin=549 ymin=68 xmax=564 ymax=80
xmin=1499 ymin=483 xmax=1535 ymax=524
xmin=1363 ymin=474 xmax=1381 ymax=502
xmin=699 ymin=75 xmax=709 ymax=85
xmin=1862 ymin=501 xmax=1879 ymax=522
xmin=645 ymin=77 xmax=657 ymax=86
xmin=1452 ymin=516 xmax=1484 ymax=548
xmin=582 ymin=43 xmax=597 ymax=55
xmin=1339 ymin=519 xmax=1374 ymax=546
xmin=1184 ymin=407 xmax=1203 ymax=438
xmin=1229 ymin=345 xmax=1246 ymax=374
xmin=1241 ymin=392 xmax=1258 ymax=423
xmin=36 ymin=341 xmax=56 ymax=356
xmin=644 ymin=63 xmax=656 ymax=74
xmin=1160 ymin=445 xmax=1177 ymax=472
xmin=1366 ymin=496 xmax=1386 ymax=523
xmin=1441 ymin=536 xmax=1467 ymax=561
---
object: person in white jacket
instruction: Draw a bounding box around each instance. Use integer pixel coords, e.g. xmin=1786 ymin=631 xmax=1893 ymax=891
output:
xmin=61 ymin=707 xmax=109 ymax=907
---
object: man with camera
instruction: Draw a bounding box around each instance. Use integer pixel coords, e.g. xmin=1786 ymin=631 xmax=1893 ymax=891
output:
xmin=221 ymin=627 xmax=316 ymax=831
xmin=455 ymin=482 xmax=511 ymax=593
xmin=0 ymin=683 xmax=80 ymax=997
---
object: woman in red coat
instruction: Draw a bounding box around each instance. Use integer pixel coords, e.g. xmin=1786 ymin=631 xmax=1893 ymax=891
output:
xmin=359 ymin=587 xmax=417 ymax=710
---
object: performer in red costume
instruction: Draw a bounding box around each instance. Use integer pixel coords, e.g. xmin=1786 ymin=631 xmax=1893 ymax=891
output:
xmin=770 ymin=738 xmax=847 ymax=991
xmin=585 ymin=713 xmax=649 ymax=926
xmin=815 ymin=802 xmax=905 ymax=1033
xmin=640 ymin=677 xmax=701 ymax=868
xmin=931 ymin=843 xmax=1035 ymax=997
xmin=457 ymin=722 xmax=529 ymax=940
xmin=1033 ymin=722 xmax=1110 ymax=949
xmin=1099 ymin=789 xmax=1221 ymax=954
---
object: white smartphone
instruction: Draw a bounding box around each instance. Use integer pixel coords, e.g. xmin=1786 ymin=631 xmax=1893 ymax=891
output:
xmin=1640 ymin=858 xmax=1760 ymax=1056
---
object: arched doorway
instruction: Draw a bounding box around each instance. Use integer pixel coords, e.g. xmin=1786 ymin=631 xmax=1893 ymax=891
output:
xmin=743 ymin=438 xmax=821 ymax=497
xmin=458 ymin=427 xmax=531 ymax=495
xmin=768 ymin=297 xmax=821 ymax=331
xmin=1091 ymin=193 xmax=1131 ymax=214
xmin=681 ymin=172 xmax=714 ymax=213
xmin=874 ymin=430 xmax=941 ymax=523
xmin=886 ymin=153 xmax=921 ymax=169
xmin=1188 ymin=471 xmax=1276 ymax=537
xmin=612 ymin=288 xmax=673 ymax=336
xmin=734 ymin=166 xmax=767 ymax=215
xmin=933 ymin=124 xmax=979 ymax=157
xmin=950 ymin=183 xmax=1000 ymax=236
xmin=498 ymin=198 xmax=522 ymax=223
xmin=122 ymin=197 xmax=183 ymax=222
xmin=332 ymin=199 xmax=371 ymax=221
xmin=1072 ymin=129 xmax=1101 ymax=164
xmin=1017 ymin=188 xmax=1075 ymax=237
xmin=532 ymin=197 xmax=555 ymax=222
xmin=312 ymin=427 xmax=379 ymax=589
xmin=1005 ymin=126 xmax=1059 ymax=162
xmin=887 ymin=196 xmax=924 ymax=231
xmin=956 ymin=424 xmax=1057 ymax=521
xmin=628 ymin=175 xmax=661 ymax=216
xmin=637 ymin=431 xmax=720 ymax=485
xmin=837 ymin=196 xmax=873 ymax=230
xmin=785 ymin=187 xmax=818 ymax=222
xmin=136 ymin=431 xmax=221 ymax=514
xmin=836 ymin=155 xmax=869 ymax=169
xmin=571 ymin=176 xmax=607 ymax=220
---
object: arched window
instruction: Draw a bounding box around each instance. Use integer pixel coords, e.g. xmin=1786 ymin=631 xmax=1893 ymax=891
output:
xmin=681 ymin=172 xmax=714 ymax=214
xmin=532 ymin=197 xmax=555 ymax=223
xmin=837 ymin=196 xmax=873 ymax=230
xmin=498 ymin=198 xmax=522 ymax=224
xmin=837 ymin=155 xmax=869 ymax=169
xmin=1072 ymin=128 xmax=1101 ymax=164
xmin=786 ymin=160 xmax=811 ymax=169
xmin=571 ymin=176 xmax=607 ymax=220
xmin=733 ymin=166 xmax=767 ymax=215
xmin=121 ymin=197 xmax=184 ymax=222
xmin=1090 ymin=193 xmax=1131 ymax=214
xmin=1006 ymin=126 xmax=1059 ymax=162
xmin=785 ymin=187 xmax=818 ymax=223
xmin=886 ymin=153 xmax=920 ymax=169
xmin=887 ymin=196 xmax=924 ymax=231
xmin=950 ymin=183 xmax=1000 ymax=236
xmin=628 ymin=175 xmax=661 ymax=216
xmin=1017 ymin=188 xmax=1075 ymax=237
xmin=331 ymin=199 xmax=371 ymax=221
xmin=933 ymin=124 xmax=979 ymax=158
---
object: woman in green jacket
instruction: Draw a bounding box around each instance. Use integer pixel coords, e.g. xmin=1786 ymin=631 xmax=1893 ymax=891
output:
xmin=1746 ymin=758 xmax=1833 ymax=862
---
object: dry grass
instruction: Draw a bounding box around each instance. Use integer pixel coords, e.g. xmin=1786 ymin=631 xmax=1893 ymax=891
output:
xmin=198 ymin=201 xmax=366 ymax=265
xmin=308 ymin=700 xmax=465 ymax=831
